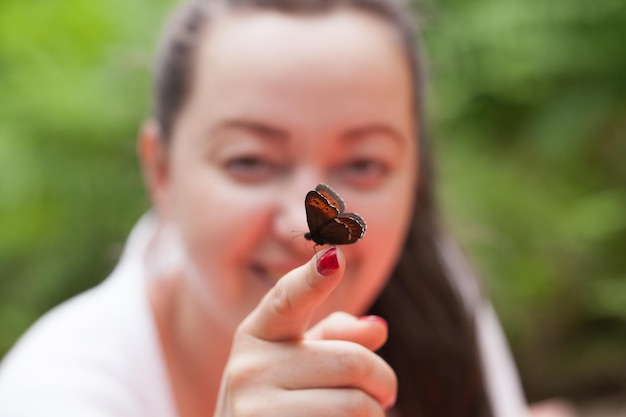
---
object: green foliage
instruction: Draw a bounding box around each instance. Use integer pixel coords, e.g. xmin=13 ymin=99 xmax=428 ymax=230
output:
xmin=421 ymin=0 xmax=626 ymax=401
xmin=0 ymin=0 xmax=176 ymax=353
xmin=1 ymin=0 xmax=625 ymax=405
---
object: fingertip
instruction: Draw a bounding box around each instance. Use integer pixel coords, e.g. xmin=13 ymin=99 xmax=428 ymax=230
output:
xmin=241 ymin=247 xmax=346 ymax=341
xmin=315 ymin=246 xmax=347 ymax=278
xmin=358 ymin=315 xmax=388 ymax=328
xmin=306 ymin=313 xmax=388 ymax=352
xmin=316 ymin=247 xmax=339 ymax=276
xmin=304 ymin=246 xmax=345 ymax=298
xmin=358 ymin=315 xmax=388 ymax=351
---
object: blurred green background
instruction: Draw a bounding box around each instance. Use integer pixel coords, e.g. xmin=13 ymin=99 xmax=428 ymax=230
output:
xmin=1 ymin=0 xmax=625 ymax=409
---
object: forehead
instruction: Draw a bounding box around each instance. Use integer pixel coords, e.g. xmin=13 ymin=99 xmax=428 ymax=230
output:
xmin=175 ymin=9 xmax=414 ymax=140
xmin=199 ymin=10 xmax=410 ymax=95
xmin=201 ymin=8 xmax=407 ymax=65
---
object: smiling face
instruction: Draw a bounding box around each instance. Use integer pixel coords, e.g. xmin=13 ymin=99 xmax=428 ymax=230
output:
xmin=150 ymin=9 xmax=417 ymax=329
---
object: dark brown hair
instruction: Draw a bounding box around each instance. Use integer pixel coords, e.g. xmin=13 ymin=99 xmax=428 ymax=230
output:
xmin=153 ymin=0 xmax=491 ymax=415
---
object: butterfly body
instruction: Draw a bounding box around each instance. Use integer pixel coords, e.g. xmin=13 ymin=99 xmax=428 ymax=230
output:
xmin=304 ymin=184 xmax=366 ymax=246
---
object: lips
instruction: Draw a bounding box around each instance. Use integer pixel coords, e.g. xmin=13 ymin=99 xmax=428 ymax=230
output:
xmin=250 ymin=263 xmax=276 ymax=287
xmin=249 ymin=260 xmax=304 ymax=287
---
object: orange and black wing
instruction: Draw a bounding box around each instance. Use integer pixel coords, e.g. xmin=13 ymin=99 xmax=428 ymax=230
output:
xmin=304 ymin=183 xmax=367 ymax=246
xmin=314 ymin=183 xmax=345 ymax=213
xmin=316 ymin=213 xmax=366 ymax=245
xmin=305 ymin=190 xmax=340 ymax=244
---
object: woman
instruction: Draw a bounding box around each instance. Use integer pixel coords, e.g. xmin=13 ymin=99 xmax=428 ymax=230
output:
xmin=0 ymin=0 xmax=574 ymax=416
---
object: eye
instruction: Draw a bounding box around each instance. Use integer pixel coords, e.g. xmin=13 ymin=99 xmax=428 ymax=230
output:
xmin=337 ymin=158 xmax=390 ymax=187
xmin=224 ymin=156 xmax=282 ymax=183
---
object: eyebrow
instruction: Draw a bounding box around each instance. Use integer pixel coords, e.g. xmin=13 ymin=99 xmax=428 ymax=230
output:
xmin=341 ymin=124 xmax=407 ymax=146
xmin=209 ymin=119 xmax=288 ymax=142
xmin=209 ymin=119 xmax=407 ymax=148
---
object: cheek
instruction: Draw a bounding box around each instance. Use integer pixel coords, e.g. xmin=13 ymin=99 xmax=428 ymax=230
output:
xmin=336 ymin=184 xmax=415 ymax=315
xmin=164 ymin=150 xmax=269 ymax=277
xmin=180 ymin=186 xmax=266 ymax=263
xmin=166 ymin=173 xmax=275 ymax=325
xmin=358 ymin=202 xmax=411 ymax=287
xmin=360 ymin=181 xmax=415 ymax=262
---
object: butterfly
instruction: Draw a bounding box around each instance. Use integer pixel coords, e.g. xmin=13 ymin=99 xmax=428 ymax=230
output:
xmin=304 ymin=183 xmax=367 ymax=246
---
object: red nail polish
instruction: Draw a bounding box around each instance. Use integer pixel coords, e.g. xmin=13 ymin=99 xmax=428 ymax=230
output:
xmin=317 ymin=247 xmax=338 ymax=276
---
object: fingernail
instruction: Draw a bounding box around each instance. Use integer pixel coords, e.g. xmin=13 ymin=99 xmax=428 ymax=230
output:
xmin=317 ymin=247 xmax=338 ymax=276
xmin=358 ymin=315 xmax=388 ymax=327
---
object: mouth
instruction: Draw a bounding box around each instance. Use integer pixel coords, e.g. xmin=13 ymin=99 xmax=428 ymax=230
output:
xmin=249 ymin=259 xmax=305 ymax=288
xmin=249 ymin=263 xmax=281 ymax=288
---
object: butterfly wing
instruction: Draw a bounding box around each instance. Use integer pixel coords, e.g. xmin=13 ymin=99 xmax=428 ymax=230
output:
xmin=314 ymin=183 xmax=345 ymax=213
xmin=304 ymin=184 xmax=366 ymax=246
xmin=316 ymin=213 xmax=366 ymax=245
xmin=305 ymin=190 xmax=340 ymax=234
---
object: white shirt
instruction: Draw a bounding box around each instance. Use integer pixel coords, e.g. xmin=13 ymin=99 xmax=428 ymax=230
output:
xmin=0 ymin=214 xmax=527 ymax=416
xmin=0 ymin=215 xmax=176 ymax=417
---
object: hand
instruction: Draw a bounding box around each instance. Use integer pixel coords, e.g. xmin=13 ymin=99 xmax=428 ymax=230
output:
xmin=214 ymin=247 xmax=397 ymax=417
xmin=528 ymin=399 xmax=578 ymax=417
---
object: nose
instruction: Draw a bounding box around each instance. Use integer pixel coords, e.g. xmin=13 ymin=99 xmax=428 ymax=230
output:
xmin=272 ymin=178 xmax=316 ymax=248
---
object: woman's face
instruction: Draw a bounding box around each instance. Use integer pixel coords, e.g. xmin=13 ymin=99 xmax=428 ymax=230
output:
xmin=154 ymin=10 xmax=417 ymax=329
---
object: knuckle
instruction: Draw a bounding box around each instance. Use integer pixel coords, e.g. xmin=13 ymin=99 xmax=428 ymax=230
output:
xmin=269 ymin=279 xmax=297 ymax=317
xmin=339 ymin=390 xmax=380 ymax=417
xmin=327 ymin=310 xmax=351 ymax=322
xmin=389 ymin=366 xmax=398 ymax=392
xmin=335 ymin=344 xmax=370 ymax=379
xmin=305 ymin=266 xmax=326 ymax=294
xmin=220 ymin=354 xmax=275 ymax=417
xmin=266 ymin=265 xmax=330 ymax=321
xmin=230 ymin=401 xmax=259 ymax=417
xmin=334 ymin=343 xmax=397 ymax=409
xmin=223 ymin=357 xmax=264 ymax=390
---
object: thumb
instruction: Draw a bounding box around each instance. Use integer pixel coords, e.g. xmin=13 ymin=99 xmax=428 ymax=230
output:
xmin=238 ymin=247 xmax=344 ymax=342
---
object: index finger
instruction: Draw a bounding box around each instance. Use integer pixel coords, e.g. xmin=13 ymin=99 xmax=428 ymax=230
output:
xmin=239 ymin=247 xmax=344 ymax=342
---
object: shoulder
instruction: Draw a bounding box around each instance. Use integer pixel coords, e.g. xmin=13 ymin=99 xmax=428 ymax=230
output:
xmin=437 ymin=233 xmax=529 ymax=416
xmin=0 ymin=215 xmax=175 ymax=417
xmin=0 ymin=283 xmax=136 ymax=415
